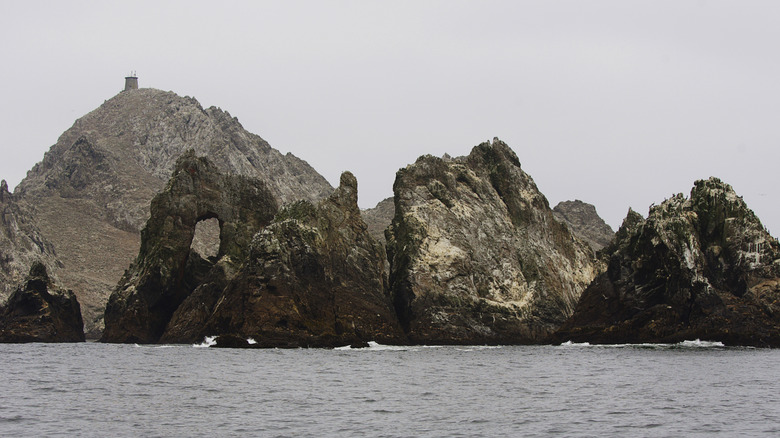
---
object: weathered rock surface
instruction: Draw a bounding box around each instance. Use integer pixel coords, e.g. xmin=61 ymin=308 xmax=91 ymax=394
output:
xmin=553 ymin=200 xmax=615 ymax=251
xmin=100 ymin=152 xmax=278 ymax=343
xmin=0 ymin=262 xmax=84 ymax=343
xmin=0 ymin=180 xmax=62 ymax=304
xmin=362 ymin=197 xmax=395 ymax=244
xmin=555 ymin=178 xmax=780 ymax=347
xmin=15 ymin=88 xmax=333 ymax=334
xmin=386 ymin=138 xmax=599 ymax=344
xmin=163 ymin=172 xmax=405 ymax=347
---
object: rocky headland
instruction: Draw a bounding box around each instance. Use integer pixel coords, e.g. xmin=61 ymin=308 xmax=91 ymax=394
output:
xmin=386 ymin=138 xmax=599 ymax=344
xmin=12 ymin=87 xmax=333 ymax=335
xmin=555 ymin=178 xmax=780 ymax=347
xmin=0 ymin=262 xmax=84 ymax=343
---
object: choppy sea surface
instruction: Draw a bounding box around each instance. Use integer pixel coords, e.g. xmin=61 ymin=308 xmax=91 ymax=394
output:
xmin=1 ymin=340 xmax=778 ymax=437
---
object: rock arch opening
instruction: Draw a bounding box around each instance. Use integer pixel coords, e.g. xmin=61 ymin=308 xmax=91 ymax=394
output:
xmin=191 ymin=217 xmax=220 ymax=260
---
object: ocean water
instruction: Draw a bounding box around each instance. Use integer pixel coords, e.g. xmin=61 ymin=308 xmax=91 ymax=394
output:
xmin=1 ymin=341 xmax=778 ymax=437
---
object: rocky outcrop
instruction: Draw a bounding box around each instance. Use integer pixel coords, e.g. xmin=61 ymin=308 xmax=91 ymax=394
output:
xmin=553 ymin=200 xmax=615 ymax=251
xmin=362 ymin=197 xmax=395 ymax=244
xmin=0 ymin=180 xmax=62 ymax=304
xmin=556 ymin=178 xmax=780 ymax=347
xmin=0 ymin=262 xmax=84 ymax=343
xmin=162 ymin=172 xmax=405 ymax=347
xmin=15 ymin=88 xmax=333 ymax=334
xmin=386 ymin=138 xmax=599 ymax=344
xmin=100 ymin=152 xmax=278 ymax=343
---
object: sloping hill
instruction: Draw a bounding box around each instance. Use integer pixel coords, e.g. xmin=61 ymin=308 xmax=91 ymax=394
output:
xmin=14 ymin=88 xmax=333 ymax=334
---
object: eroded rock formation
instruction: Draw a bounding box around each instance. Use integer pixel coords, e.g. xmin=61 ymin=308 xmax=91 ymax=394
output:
xmin=101 ymin=152 xmax=278 ymax=343
xmin=553 ymin=200 xmax=615 ymax=252
xmin=15 ymin=88 xmax=332 ymax=334
xmin=556 ymin=178 xmax=780 ymax=346
xmin=163 ymin=172 xmax=405 ymax=347
xmin=386 ymin=138 xmax=599 ymax=344
xmin=0 ymin=262 xmax=84 ymax=343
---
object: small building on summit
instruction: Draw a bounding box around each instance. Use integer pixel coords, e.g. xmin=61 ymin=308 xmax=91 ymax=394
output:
xmin=124 ymin=72 xmax=138 ymax=91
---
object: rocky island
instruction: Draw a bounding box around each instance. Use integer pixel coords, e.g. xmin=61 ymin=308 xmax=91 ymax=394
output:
xmin=0 ymin=262 xmax=84 ymax=343
xmin=555 ymin=178 xmax=780 ymax=347
xmin=386 ymin=139 xmax=599 ymax=344
xmin=11 ymin=87 xmax=332 ymax=335
xmin=3 ymin=79 xmax=780 ymax=348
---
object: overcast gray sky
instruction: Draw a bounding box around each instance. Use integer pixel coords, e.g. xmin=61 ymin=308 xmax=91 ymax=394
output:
xmin=1 ymin=0 xmax=779 ymax=233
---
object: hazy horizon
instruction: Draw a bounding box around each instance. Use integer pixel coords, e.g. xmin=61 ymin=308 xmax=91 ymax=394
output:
xmin=2 ymin=1 xmax=779 ymax=232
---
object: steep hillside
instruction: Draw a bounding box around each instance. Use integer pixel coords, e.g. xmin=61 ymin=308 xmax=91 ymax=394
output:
xmin=15 ymin=87 xmax=333 ymax=334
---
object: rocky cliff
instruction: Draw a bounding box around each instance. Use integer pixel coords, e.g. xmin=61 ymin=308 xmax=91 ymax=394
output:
xmin=163 ymin=172 xmax=405 ymax=347
xmin=101 ymin=152 xmax=279 ymax=343
xmin=0 ymin=262 xmax=84 ymax=343
xmin=0 ymin=180 xmax=62 ymax=304
xmin=14 ymin=88 xmax=333 ymax=334
xmin=553 ymin=200 xmax=615 ymax=251
xmin=386 ymin=138 xmax=599 ymax=344
xmin=556 ymin=178 xmax=780 ymax=347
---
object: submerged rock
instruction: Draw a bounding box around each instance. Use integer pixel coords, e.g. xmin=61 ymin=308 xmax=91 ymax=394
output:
xmin=553 ymin=200 xmax=615 ymax=252
xmin=556 ymin=178 xmax=780 ymax=347
xmin=386 ymin=138 xmax=599 ymax=344
xmin=0 ymin=262 xmax=84 ymax=343
xmin=165 ymin=172 xmax=405 ymax=347
xmin=101 ymin=152 xmax=278 ymax=343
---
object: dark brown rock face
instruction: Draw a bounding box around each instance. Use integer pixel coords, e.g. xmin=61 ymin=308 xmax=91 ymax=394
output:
xmin=100 ymin=152 xmax=278 ymax=343
xmin=163 ymin=172 xmax=405 ymax=347
xmin=0 ymin=262 xmax=84 ymax=343
xmin=553 ymin=200 xmax=615 ymax=251
xmin=556 ymin=178 xmax=780 ymax=347
xmin=386 ymin=138 xmax=598 ymax=344
xmin=0 ymin=180 xmax=62 ymax=304
xmin=15 ymin=88 xmax=332 ymax=334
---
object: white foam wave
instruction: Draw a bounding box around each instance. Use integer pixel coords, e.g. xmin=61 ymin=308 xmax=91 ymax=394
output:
xmin=558 ymin=339 xmax=726 ymax=349
xmin=247 ymin=338 xmax=257 ymax=345
xmin=335 ymin=341 xmax=445 ymax=351
xmin=133 ymin=344 xmax=181 ymax=349
xmin=558 ymin=341 xmax=591 ymax=347
xmin=193 ymin=336 xmax=217 ymax=348
xmin=676 ymin=339 xmax=725 ymax=348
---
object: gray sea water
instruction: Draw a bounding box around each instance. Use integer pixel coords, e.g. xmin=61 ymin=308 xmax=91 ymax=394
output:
xmin=0 ymin=340 xmax=778 ymax=437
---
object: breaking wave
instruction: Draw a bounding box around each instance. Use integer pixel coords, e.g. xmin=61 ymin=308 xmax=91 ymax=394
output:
xmin=193 ymin=336 xmax=217 ymax=348
xmin=335 ymin=341 xmax=445 ymax=351
xmin=558 ymin=339 xmax=727 ymax=349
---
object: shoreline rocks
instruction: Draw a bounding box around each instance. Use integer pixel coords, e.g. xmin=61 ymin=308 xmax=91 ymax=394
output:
xmin=164 ymin=171 xmax=405 ymax=347
xmin=555 ymin=178 xmax=780 ymax=347
xmin=0 ymin=262 xmax=85 ymax=343
xmin=14 ymin=88 xmax=333 ymax=335
xmin=100 ymin=151 xmax=278 ymax=343
xmin=386 ymin=138 xmax=599 ymax=344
